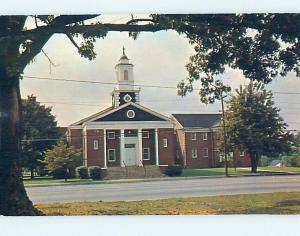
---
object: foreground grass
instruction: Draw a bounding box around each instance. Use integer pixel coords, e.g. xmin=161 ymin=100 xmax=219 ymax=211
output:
xmin=181 ymin=168 xmax=250 ymax=177
xmin=37 ymin=192 xmax=300 ymax=215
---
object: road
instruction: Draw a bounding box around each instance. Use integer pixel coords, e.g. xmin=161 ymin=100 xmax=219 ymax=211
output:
xmin=27 ymin=175 xmax=300 ymax=204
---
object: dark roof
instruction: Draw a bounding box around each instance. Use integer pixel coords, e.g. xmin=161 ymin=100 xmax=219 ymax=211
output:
xmin=172 ymin=114 xmax=221 ymax=128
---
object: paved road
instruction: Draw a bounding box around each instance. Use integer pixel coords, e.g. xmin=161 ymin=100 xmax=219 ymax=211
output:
xmin=27 ymin=175 xmax=300 ymax=204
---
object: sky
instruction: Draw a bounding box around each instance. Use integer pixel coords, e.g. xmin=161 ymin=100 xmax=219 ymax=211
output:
xmin=21 ymin=15 xmax=300 ymax=131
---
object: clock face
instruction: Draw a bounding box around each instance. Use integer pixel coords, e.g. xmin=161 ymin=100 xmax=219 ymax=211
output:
xmin=123 ymin=94 xmax=132 ymax=103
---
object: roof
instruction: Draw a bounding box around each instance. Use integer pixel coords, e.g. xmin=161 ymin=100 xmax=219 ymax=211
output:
xmin=172 ymin=114 xmax=221 ymax=129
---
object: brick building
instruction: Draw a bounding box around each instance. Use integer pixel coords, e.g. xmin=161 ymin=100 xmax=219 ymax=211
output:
xmin=68 ymin=49 xmax=250 ymax=171
xmin=172 ymin=114 xmax=251 ymax=168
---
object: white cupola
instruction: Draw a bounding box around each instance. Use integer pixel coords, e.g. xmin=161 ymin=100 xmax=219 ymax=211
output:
xmin=111 ymin=48 xmax=140 ymax=108
xmin=115 ymin=47 xmax=134 ymax=90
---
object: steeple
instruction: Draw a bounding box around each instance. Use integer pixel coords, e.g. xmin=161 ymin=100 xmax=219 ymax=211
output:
xmin=111 ymin=48 xmax=140 ymax=108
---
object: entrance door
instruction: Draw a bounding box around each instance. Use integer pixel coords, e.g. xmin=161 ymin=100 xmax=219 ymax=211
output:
xmin=124 ymin=143 xmax=136 ymax=166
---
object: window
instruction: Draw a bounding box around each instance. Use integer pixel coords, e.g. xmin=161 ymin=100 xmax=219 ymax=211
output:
xmin=203 ymin=148 xmax=208 ymax=157
xmin=203 ymin=132 xmax=208 ymax=140
xmin=163 ymin=138 xmax=168 ymax=148
xmin=126 ymin=110 xmax=135 ymax=119
xmin=240 ymin=151 xmax=245 ymax=156
xmin=124 ymin=70 xmax=128 ymax=80
xmin=142 ymin=131 xmax=149 ymax=138
xmin=93 ymin=140 xmax=99 ymax=150
xmin=143 ymin=148 xmax=150 ymax=160
xmin=191 ymin=132 xmax=197 ymax=140
xmin=107 ymin=131 xmax=115 ymax=139
xmin=192 ymin=149 xmax=197 ymax=158
xmin=123 ymin=94 xmax=132 ymax=103
xmin=108 ymin=149 xmax=116 ymax=162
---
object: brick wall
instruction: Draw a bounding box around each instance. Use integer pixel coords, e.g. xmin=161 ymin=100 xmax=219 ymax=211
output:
xmin=86 ymin=129 xmax=104 ymax=167
xmin=185 ymin=131 xmax=214 ymax=168
xmin=106 ymin=130 xmax=121 ymax=167
xmin=158 ymin=128 xmax=176 ymax=166
xmin=69 ymin=129 xmax=83 ymax=149
xmin=142 ymin=129 xmax=156 ymax=165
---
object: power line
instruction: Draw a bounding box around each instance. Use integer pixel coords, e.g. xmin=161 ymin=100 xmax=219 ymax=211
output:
xmin=23 ymin=75 xmax=300 ymax=95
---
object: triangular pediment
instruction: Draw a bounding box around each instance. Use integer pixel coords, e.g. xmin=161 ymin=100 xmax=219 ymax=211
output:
xmin=91 ymin=102 xmax=170 ymax=122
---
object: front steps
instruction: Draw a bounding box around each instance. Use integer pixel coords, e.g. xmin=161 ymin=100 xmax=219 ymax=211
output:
xmin=105 ymin=165 xmax=164 ymax=180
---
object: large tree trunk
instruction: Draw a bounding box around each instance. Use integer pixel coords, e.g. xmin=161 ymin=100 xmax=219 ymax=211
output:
xmin=250 ymin=152 xmax=260 ymax=173
xmin=0 ymin=70 xmax=41 ymax=215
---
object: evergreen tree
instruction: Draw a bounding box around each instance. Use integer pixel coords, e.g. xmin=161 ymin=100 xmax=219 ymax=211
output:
xmin=21 ymin=95 xmax=62 ymax=179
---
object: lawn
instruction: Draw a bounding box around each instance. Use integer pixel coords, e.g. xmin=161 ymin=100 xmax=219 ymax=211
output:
xmin=23 ymin=176 xmax=94 ymax=187
xmin=257 ymin=166 xmax=300 ymax=173
xmin=181 ymin=167 xmax=250 ymax=177
xmin=37 ymin=192 xmax=300 ymax=215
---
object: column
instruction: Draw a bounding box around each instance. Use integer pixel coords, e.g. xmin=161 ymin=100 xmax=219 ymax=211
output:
xmin=103 ymin=129 xmax=107 ymax=169
xmin=120 ymin=129 xmax=125 ymax=167
xmin=155 ymin=128 xmax=159 ymax=166
xmin=138 ymin=128 xmax=143 ymax=166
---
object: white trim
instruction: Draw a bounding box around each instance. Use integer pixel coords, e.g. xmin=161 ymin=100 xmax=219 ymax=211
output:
xmin=138 ymin=128 xmax=143 ymax=166
xmin=155 ymin=128 xmax=159 ymax=166
xmin=120 ymin=129 xmax=125 ymax=167
xmin=93 ymin=140 xmax=99 ymax=150
xmin=85 ymin=121 xmax=173 ymax=130
xmin=240 ymin=151 xmax=245 ymax=157
xmin=191 ymin=132 xmax=197 ymax=140
xmin=107 ymin=131 xmax=115 ymax=139
xmin=203 ymin=132 xmax=208 ymax=140
xmin=203 ymin=148 xmax=209 ymax=157
xmin=126 ymin=109 xmax=135 ymax=119
xmin=88 ymin=102 xmax=171 ymax=123
xmin=143 ymin=147 xmax=150 ymax=160
xmin=70 ymin=106 xmax=113 ymax=126
xmin=192 ymin=148 xmax=198 ymax=158
xmin=159 ymin=165 xmax=168 ymax=167
xmin=142 ymin=130 xmax=150 ymax=138
xmin=68 ymin=126 xmax=83 ymax=129
xmin=108 ymin=149 xmax=116 ymax=162
xmin=103 ymin=129 xmax=107 ymax=168
xmin=163 ymin=138 xmax=168 ymax=148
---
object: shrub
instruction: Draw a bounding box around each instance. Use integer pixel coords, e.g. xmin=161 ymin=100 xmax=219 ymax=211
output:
xmin=52 ymin=167 xmax=76 ymax=179
xmin=283 ymin=155 xmax=300 ymax=167
xmin=76 ymin=166 xmax=89 ymax=179
xmin=164 ymin=165 xmax=183 ymax=177
xmin=88 ymin=166 xmax=102 ymax=180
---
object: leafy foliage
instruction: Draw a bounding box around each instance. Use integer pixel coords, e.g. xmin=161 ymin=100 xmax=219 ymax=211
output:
xmin=21 ymin=95 xmax=62 ymax=178
xmin=151 ymin=14 xmax=300 ymax=103
xmin=44 ymin=142 xmax=82 ymax=179
xmin=224 ymin=82 xmax=294 ymax=172
xmin=164 ymin=165 xmax=183 ymax=177
xmin=88 ymin=166 xmax=102 ymax=180
xmin=76 ymin=166 xmax=89 ymax=179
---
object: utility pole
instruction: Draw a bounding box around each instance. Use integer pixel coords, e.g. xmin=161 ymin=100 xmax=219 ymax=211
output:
xmin=221 ymin=96 xmax=229 ymax=177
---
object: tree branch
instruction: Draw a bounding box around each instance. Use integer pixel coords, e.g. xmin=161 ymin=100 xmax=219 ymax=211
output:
xmin=65 ymin=34 xmax=80 ymax=50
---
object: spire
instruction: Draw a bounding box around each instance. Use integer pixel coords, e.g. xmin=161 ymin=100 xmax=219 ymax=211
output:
xmin=119 ymin=46 xmax=129 ymax=60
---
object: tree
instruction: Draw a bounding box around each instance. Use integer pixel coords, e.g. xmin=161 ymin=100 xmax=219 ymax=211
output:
xmin=224 ymin=82 xmax=294 ymax=173
xmin=21 ymin=95 xmax=62 ymax=179
xmin=0 ymin=14 xmax=299 ymax=215
xmin=44 ymin=142 xmax=82 ymax=181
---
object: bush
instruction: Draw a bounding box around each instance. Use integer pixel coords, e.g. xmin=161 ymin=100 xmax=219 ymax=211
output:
xmin=88 ymin=166 xmax=102 ymax=180
xmin=283 ymin=155 xmax=300 ymax=167
xmin=164 ymin=165 xmax=183 ymax=177
xmin=76 ymin=166 xmax=89 ymax=179
xmin=52 ymin=167 xmax=76 ymax=179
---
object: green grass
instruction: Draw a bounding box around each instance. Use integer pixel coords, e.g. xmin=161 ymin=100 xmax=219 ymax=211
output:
xmin=181 ymin=167 xmax=250 ymax=177
xmin=37 ymin=192 xmax=300 ymax=215
xmin=23 ymin=176 xmax=94 ymax=187
xmin=257 ymin=166 xmax=300 ymax=172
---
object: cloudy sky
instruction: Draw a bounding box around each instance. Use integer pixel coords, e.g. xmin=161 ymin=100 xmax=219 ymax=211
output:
xmin=21 ymin=15 xmax=300 ymax=130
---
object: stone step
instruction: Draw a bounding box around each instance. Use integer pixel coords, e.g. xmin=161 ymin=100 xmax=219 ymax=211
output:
xmin=105 ymin=165 xmax=164 ymax=180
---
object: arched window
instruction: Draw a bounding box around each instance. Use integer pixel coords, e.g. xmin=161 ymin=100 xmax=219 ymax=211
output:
xmin=124 ymin=70 xmax=128 ymax=80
